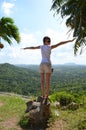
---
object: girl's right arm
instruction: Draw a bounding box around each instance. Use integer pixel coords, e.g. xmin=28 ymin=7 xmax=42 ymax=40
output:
xmin=22 ymin=46 xmax=40 ymax=50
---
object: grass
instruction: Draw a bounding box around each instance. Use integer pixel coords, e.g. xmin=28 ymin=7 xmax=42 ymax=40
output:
xmin=0 ymin=94 xmax=26 ymax=130
xmin=0 ymin=95 xmax=26 ymax=119
xmin=0 ymin=93 xmax=86 ymax=130
xmin=59 ymin=108 xmax=86 ymax=130
xmin=49 ymin=104 xmax=86 ymax=130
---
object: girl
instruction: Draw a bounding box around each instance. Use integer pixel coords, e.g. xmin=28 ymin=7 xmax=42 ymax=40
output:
xmin=22 ymin=36 xmax=75 ymax=101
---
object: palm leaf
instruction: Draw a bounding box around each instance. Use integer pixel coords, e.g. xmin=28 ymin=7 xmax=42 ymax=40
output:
xmin=0 ymin=17 xmax=20 ymax=46
xmin=51 ymin=0 xmax=86 ymax=54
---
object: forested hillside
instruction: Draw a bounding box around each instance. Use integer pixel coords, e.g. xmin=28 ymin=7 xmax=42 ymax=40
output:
xmin=0 ymin=63 xmax=86 ymax=96
xmin=51 ymin=65 xmax=86 ymax=94
xmin=0 ymin=63 xmax=40 ymax=95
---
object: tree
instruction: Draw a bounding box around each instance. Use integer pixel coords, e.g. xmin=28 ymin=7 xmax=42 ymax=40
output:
xmin=51 ymin=0 xmax=86 ymax=54
xmin=0 ymin=17 xmax=20 ymax=48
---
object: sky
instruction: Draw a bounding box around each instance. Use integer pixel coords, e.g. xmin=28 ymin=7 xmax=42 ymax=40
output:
xmin=0 ymin=0 xmax=86 ymax=65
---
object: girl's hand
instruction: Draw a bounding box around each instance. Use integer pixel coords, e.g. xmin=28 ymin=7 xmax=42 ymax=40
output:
xmin=70 ymin=38 xmax=76 ymax=42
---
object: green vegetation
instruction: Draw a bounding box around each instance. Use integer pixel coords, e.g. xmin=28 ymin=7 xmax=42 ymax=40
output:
xmin=50 ymin=91 xmax=76 ymax=105
xmin=57 ymin=107 xmax=86 ymax=130
xmin=0 ymin=63 xmax=86 ymax=96
xmin=78 ymin=120 xmax=86 ymax=130
xmin=0 ymin=94 xmax=26 ymax=130
xmin=50 ymin=91 xmax=86 ymax=105
xmin=0 ymin=63 xmax=40 ymax=96
xmin=0 ymin=17 xmax=20 ymax=48
xmin=49 ymin=91 xmax=86 ymax=130
xmin=51 ymin=65 xmax=86 ymax=94
xmin=0 ymin=93 xmax=86 ymax=130
xmin=19 ymin=114 xmax=30 ymax=128
xmin=0 ymin=95 xmax=26 ymax=120
xmin=0 ymin=63 xmax=86 ymax=129
xmin=51 ymin=0 xmax=86 ymax=54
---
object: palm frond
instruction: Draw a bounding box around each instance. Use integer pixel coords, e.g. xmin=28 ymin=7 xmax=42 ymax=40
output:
xmin=1 ymin=34 xmax=12 ymax=45
xmin=0 ymin=17 xmax=20 ymax=45
xmin=51 ymin=0 xmax=86 ymax=54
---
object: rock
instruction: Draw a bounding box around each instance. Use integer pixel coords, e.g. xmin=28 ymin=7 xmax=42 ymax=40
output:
xmin=61 ymin=102 xmax=79 ymax=110
xmin=25 ymin=96 xmax=51 ymax=126
xmin=25 ymin=101 xmax=33 ymax=113
xmin=51 ymin=101 xmax=60 ymax=108
xmin=61 ymin=106 xmax=67 ymax=110
xmin=67 ymin=102 xmax=79 ymax=110
xmin=54 ymin=110 xmax=59 ymax=117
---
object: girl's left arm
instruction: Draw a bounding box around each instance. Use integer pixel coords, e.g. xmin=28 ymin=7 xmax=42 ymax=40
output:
xmin=51 ymin=38 xmax=75 ymax=49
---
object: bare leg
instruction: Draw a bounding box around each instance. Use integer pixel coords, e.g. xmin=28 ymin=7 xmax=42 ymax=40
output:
xmin=45 ymin=73 xmax=51 ymax=98
xmin=40 ymin=73 xmax=45 ymax=97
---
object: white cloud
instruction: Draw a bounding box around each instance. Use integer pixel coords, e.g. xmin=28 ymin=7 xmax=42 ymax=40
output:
xmin=20 ymin=33 xmax=37 ymax=47
xmin=1 ymin=1 xmax=15 ymax=16
xmin=0 ymin=28 xmax=86 ymax=65
xmin=0 ymin=32 xmax=41 ymax=64
xmin=45 ymin=28 xmax=86 ymax=65
xmin=45 ymin=28 xmax=74 ymax=48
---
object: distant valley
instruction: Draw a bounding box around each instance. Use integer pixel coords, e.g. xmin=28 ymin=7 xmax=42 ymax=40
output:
xmin=0 ymin=63 xmax=86 ymax=96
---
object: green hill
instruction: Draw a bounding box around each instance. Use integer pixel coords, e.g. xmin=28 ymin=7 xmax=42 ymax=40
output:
xmin=0 ymin=63 xmax=40 ymax=95
xmin=0 ymin=63 xmax=86 ymax=96
xmin=51 ymin=65 xmax=86 ymax=94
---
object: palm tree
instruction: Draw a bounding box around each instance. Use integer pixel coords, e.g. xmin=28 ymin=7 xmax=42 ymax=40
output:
xmin=0 ymin=17 xmax=20 ymax=49
xmin=51 ymin=0 xmax=86 ymax=54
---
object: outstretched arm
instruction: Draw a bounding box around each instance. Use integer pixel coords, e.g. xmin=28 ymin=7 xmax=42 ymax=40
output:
xmin=51 ymin=38 xmax=75 ymax=49
xmin=22 ymin=46 xmax=40 ymax=50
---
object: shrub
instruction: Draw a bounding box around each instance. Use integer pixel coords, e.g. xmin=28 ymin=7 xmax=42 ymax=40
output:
xmin=50 ymin=91 xmax=75 ymax=106
xmin=19 ymin=116 xmax=30 ymax=128
xmin=78 ymin=120 xmax=86 ymax=130
xmin=59 ymin=92 xmax=75 ymax=106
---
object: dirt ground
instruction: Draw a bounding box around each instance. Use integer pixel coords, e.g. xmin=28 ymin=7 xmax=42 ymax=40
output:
xmin=0 ymin=117 xmax=67 ymax=130
xmin=0 ymin=101 xmax=3 ymax=107
xmin=46 ymin=120 xmax=68 ymax=130
xmin=0 ymin=117 xmax=22 ymax=130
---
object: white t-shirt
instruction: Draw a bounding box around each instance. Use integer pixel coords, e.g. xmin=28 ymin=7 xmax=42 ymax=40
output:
xmin=40 ymin=45 xmax=51 ymax=64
